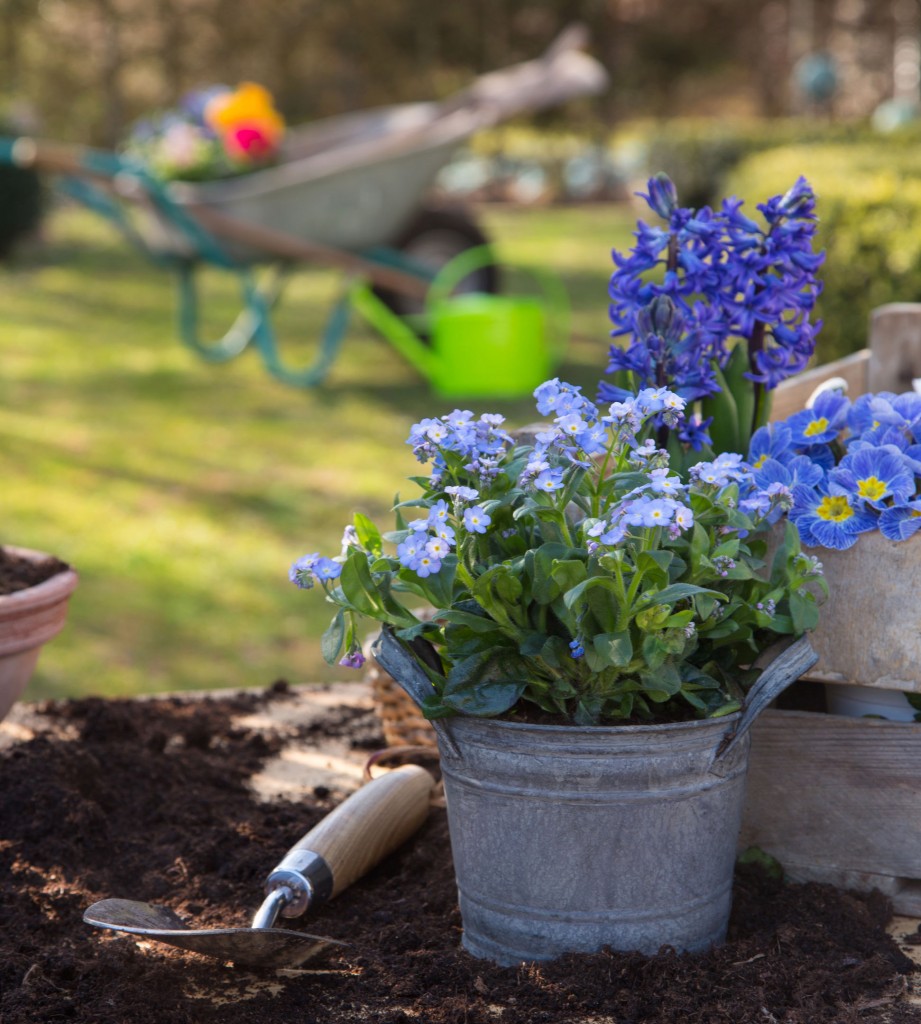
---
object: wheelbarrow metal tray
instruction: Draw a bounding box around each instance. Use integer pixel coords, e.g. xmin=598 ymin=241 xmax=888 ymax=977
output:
xmin=153 ymin=103 xmax=474 ymax=261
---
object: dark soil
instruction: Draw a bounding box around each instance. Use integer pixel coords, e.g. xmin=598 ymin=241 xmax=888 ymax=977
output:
xmin=0 ymin=545 xmax=70 ymax=594
xmin=1 ymin=688 xmax=918 ymax=1024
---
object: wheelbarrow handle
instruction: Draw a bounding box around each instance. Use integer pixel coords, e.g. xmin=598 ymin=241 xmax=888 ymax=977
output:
xmin=1 ymin=136 xmax=122 ymax=182
xmin=261 ymin=764 xmax=435 ymax=918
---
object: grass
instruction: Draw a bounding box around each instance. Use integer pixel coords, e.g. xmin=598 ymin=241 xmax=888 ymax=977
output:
xmin=2 ymin=201 xmax=635 ymax=699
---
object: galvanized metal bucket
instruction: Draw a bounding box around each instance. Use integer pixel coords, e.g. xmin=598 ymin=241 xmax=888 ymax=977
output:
xmin=372 ymin=631 xmax=817 ymax=965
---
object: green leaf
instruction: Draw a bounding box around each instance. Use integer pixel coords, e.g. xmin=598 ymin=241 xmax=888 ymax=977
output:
xmin=722 ymin=343 xmax=756 ymax=452
xmin=551 ymin=559 xmax=588 ymax=593
xmin=644 ymin=583 xmax=724 ymax=608
xmin=421 ymin=554 xmax=458 ymax=609
xmin=339 ymin=554 xmax=380 ymax=616
xmin=531 ymin=543 xmax=576 ymax=604
xmin=641 ymin=633 xmax=671 ymax=669
xmin=641 ymin=662 xmax=682 ymax=697
xmin=353 ymin=512 xmax=383 ymax=556
xmin=737 ymin=846 xmax=784 ymax=880
xmin=701 ymin=363 xmax=741 ymax=455
xmin=593 ymin=630 xmax=633 ymax=667
xmin=562 ymin=575 xmax=621 ymax=612
xmin=541 ymin=635 xmax=570 ymax=668
xmin=438 ymin=608 xmax=498 ymax=633
xmin=442 ymin=650 xmax=526 ymax=717
xmin=788 ymin=590 xmax=819 ymax=633
xmin=320 ymin=609 xmax=346 ymax=665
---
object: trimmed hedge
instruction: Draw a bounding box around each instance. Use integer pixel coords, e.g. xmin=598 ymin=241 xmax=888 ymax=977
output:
xmin=640 ymin=118 xmax=921 ymax=208
xmin=723 ymin=143 xmax=921 ymax=365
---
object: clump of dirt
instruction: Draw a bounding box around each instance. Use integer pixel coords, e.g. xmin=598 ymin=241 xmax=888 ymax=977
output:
xmin=1 ymin=689 xmax=917 ymax=1024
xmin=0 ymin=545 xmax=70 ymax=594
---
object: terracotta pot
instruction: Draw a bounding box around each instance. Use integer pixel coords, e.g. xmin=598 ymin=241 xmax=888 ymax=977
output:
xmin=806 ymin=531 xmax=921 ymax=692
xmin=0 ymin=546 xmax=78 ymax=723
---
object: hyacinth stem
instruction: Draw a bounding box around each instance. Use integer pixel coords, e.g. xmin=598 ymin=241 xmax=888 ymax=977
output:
xmin=748 ymin=321 xmax=767 ymax=438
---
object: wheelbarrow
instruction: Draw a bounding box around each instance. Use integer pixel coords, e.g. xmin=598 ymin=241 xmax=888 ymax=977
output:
xmin=0 ymin=26 xmax=606 ymax=393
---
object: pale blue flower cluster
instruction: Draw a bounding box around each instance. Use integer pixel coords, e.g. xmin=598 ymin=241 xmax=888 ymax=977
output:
xmin=291 ymin=379 xmax=800 ymax=675
xmin=749 ymin=390 xmax=921 ymax=548
xmin=407 ymin=409 xmax=512 ymax=487
xmin=396 ymin=494 xmax=493 ymax=577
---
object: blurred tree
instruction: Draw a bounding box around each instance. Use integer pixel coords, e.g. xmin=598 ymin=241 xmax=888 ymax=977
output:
xmin=0 ymin=0 xmax=915 ymax=144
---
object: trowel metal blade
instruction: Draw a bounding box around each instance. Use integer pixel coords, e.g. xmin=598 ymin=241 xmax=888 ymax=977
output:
xmin=84 ymin=898 xmax=343 ymax=969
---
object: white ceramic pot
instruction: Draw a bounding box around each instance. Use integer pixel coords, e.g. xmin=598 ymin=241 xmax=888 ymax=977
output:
xmin=825 ymin=683 xmax=917 ymax=722
xmin=0 ymin=546 xmax=78 ymax=723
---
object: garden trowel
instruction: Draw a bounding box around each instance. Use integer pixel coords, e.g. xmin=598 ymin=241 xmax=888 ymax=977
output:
xmin=84 ymin=764 xmax=434 ymax=969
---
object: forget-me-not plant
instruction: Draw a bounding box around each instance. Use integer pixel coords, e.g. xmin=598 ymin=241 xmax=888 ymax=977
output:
xmin=291 ymin=379 xmax=824 ymax=726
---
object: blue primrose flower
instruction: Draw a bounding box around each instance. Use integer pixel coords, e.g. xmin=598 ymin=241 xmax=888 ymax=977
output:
xmin=788 ymin=484 xmax=878 ymax=550
xmin=879 ymin=501 xmax=921 ymax=541
xmin=748 ymin=422 xmax=795 ymax=469
xmin=829 ymin=444 xmax=916 ymax=509
xmin=785 ymin=389 xmax=849 ymax=446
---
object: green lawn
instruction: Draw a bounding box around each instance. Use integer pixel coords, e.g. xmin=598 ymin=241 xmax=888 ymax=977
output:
xmin=1 ymin=201 xmax=634 ymax=699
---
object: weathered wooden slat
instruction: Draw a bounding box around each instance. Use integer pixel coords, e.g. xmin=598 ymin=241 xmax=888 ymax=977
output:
xmin=868 ymin=303 xmax=921 ymax=393
xmin=740 ymin=708 xmax=921 ymax=914
xmin=771 ymin=349 xmax=870 ymax=422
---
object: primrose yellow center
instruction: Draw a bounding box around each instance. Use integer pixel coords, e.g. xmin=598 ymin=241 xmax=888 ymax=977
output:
xmin=803 ymin=417 xmax=829 ymax=438
xmin=753 ymin=454 xmax=768 ymax=469
xmin=816 ymin=495 xmax=854 ymax=522
xmin=856 ymin=476 xmax=887 ymax=502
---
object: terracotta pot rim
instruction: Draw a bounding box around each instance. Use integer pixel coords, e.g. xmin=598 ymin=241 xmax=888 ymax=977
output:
xmin=0 ymin=545 xmax=79 ymax=609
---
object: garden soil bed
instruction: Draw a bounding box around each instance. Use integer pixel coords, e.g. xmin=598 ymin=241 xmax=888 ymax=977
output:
xmin=1 ymin=684 xmax=919 ymax=1024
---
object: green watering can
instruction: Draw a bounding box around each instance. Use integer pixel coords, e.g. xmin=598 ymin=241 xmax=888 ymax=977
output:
xmin=350 ymin=245 xmax=569 ymax=399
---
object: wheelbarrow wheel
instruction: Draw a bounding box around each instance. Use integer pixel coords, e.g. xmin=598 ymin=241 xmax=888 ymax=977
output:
xmin=373 ymin=205 xmax=498 ymax=329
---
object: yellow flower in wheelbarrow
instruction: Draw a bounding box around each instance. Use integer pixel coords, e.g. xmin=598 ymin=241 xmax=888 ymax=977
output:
xmin=205 ymin=82 xmax=285 ymax=165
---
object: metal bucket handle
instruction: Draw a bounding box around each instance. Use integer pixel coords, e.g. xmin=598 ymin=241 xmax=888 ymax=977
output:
xmin=709 ymin=634 xmax=818 ymax=773
xmin=371 ymin=627 xmax=817 ymax=766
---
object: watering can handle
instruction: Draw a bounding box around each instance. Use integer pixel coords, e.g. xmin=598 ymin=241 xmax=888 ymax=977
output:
xmin=710 ymin=635 xmax=818 ymax=774
xmin=426 ymin=244 xmax=570 ymax=360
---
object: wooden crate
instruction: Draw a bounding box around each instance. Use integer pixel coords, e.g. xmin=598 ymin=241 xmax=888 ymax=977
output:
xmin=740 ymin=303 xmax=921 ymax=913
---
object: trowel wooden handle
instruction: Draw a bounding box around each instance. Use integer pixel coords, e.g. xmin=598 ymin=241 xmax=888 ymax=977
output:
xmin=265 ymin=764 xmax=435 ymax=914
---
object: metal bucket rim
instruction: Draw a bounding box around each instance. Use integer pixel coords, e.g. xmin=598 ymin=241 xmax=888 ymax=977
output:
xmin=444 ymin=709 xmax=741 ymax=739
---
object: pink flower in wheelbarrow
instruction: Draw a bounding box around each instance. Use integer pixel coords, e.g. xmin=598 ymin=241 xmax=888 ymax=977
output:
xmin=205 ymin=82 xmax=285 ymax=164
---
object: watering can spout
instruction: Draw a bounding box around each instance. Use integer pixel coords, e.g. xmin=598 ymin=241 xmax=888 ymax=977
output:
xmin=349 ymin=282 xmax=439 ymax=380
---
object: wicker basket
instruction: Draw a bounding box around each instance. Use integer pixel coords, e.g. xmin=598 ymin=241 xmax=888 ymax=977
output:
xmin=366 ymin=652 xmax=438 ymax=748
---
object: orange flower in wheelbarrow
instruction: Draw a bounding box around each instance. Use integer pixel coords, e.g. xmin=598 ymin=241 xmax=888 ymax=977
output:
xmin=205 ymin=82 xmax=286 ymax=164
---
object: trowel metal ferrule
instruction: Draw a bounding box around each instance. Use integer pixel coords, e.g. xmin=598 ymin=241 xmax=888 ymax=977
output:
xmin=255 ymin=849 xmax=334 ymax=927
